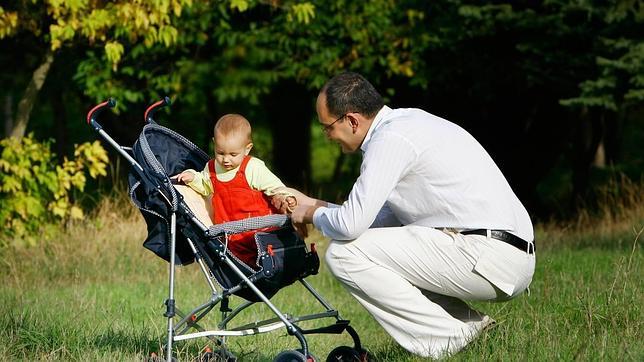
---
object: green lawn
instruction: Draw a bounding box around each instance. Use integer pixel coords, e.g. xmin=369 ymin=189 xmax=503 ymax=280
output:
xmin=1 ymin=212 xmax=641 ymax=361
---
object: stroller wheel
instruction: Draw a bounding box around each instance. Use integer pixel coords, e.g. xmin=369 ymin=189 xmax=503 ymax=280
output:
xmin=274 ymin=349 xmax=317 ymax=362
xmin=200 ymin=348 xmax=237 ymax=361
xmin=146 ymin=352 xmax=178 ymax=362
xmin=326 ymin=345 xmax=370 ymax=362
xmin=357 ymin=347 xmax=372 ymax=362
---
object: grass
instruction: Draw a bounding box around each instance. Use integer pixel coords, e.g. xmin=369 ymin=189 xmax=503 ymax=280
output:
xmin=0 ymin=193 xmax=642 ymax=361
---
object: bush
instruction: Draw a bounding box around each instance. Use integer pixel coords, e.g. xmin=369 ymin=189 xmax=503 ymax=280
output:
xmin=0 ymin=134 xmax=108 ymax=246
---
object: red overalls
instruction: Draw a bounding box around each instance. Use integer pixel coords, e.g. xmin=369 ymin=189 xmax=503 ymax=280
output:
xmin=208 ymin=156 xmax=279 ymax=267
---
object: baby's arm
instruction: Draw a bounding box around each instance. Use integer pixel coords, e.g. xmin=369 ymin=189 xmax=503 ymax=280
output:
xmin=245 ymin=158 xmax=297 ymax=213
xmin=171 ymin=167 xmax=213 ymax=196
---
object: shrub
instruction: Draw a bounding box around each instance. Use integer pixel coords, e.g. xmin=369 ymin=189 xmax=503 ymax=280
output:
xmin=0 ymin=134 xmax=108 ymax=246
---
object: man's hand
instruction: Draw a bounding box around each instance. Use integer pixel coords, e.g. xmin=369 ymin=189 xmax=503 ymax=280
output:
xmin=280 ymin=187 xmax=321 ymax=207
xmin=291 ymin=204 xmax=322 ymax=239
xmin=292 ymin=222 xmax=309 ymax=239
xmin=290 ymin=204 xmax=309 ymax=224
xmin=271 ymin=194 xmax=298 ymax=214
xmin=285 ymin=196 xmax=297 ymax=212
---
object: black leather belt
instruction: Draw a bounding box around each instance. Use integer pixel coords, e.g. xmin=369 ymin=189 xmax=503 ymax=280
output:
xmin=461 ymin=229 xmax=535 ymax=254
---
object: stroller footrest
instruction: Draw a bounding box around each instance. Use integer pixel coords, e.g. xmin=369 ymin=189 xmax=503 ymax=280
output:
xmin=299 ymin=319 xmax=351 ymax=335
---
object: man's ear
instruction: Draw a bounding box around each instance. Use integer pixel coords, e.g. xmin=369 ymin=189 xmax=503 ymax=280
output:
xmin=349 ymin=114 xmax=360 ymax=133
xmin=245 ymin=143 xmax=254 ymax=155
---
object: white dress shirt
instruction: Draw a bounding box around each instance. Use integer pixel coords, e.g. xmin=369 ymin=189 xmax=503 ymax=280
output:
xmin=312 ymin=105 xmax=534 ymax=242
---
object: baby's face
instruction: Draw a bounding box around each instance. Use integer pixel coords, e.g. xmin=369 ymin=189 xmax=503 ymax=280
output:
xmin=213 ymin=133 xmax=252 ymax=171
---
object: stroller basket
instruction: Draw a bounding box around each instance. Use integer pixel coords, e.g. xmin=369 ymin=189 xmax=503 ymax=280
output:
xmin=185 ymin=214 xmax=320 ymax=302
xmin=86 ymin=98 xmax=367 ymax=362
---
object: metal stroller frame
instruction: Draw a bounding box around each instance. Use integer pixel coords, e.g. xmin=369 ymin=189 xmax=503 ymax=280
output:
xmin=85 ymin=98 xmax=367 ymax=362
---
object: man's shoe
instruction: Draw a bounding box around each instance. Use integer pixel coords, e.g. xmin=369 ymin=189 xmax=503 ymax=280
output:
xmin=466 ymin=315 xmax=496 ymax=339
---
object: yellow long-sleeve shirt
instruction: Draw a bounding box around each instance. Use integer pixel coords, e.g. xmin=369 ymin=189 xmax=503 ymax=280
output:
xmin=183 ymin=157 xmax=293 ymax=198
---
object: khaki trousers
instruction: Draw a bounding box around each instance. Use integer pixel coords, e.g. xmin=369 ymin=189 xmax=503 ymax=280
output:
xmin=325 ymin=225 xmax=535 ymax=358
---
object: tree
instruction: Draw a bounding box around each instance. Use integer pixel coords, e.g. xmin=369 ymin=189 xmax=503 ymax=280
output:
xmin=72 ymin=0 xmax=423 ymax=189
xmin=0 ymin=0 xmax=193 ymax=139
xmin=381 ymin=1 xmax=644 ymax=216
xmin=4 ymin=0 xmax=640 ymax=218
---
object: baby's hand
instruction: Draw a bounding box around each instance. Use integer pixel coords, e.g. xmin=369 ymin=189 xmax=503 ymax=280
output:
xmin=271 ymin=194 xmax=297 ymax=214
xmin=172 ymin=171 xmax=194 ymax=184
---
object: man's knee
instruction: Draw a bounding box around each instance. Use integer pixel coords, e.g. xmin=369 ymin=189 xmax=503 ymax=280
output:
xmin=324 ymin=240 xmax=352 ymax=277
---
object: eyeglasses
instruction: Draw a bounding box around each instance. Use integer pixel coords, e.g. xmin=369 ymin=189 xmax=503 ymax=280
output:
xmin=321 ymin=113 xmax=348 ymax=134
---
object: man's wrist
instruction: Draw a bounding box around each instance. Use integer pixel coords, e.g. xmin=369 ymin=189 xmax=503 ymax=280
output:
xmin=304 ymin=204 xmax=323 ymax=223
xmin=314 ymin=199 xmax=328 ymax=208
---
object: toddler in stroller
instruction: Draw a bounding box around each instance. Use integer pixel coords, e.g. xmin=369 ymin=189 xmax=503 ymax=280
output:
xmin=172 ymin=113 xmax=297 ymax=268
xmin=86 ymin=98 xmax=368 ymax=362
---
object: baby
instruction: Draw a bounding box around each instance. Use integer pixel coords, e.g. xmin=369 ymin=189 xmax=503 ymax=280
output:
xmin=174 ymin=114 xmax=296 ymax=267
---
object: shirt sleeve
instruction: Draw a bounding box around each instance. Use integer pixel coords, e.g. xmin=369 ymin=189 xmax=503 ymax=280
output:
xmin=245 ymin=157 xmax=290 ymax=196
xmin=312 ymin=132 xmax=416 ymax=240
xmin=185 ymin=164 xmax=214 ymax=196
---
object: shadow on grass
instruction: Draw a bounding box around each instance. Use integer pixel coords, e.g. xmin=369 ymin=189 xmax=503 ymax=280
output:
xmin=90 ymin=327 xmax=163 ymax=355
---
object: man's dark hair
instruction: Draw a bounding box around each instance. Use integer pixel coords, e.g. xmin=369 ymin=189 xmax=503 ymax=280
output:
xmin=321 ymin=72 xmax=384 ymax=119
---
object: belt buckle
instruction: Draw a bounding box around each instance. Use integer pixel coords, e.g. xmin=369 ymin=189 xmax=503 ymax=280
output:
xmin=527 ymin=241 xmax=535 ymax=254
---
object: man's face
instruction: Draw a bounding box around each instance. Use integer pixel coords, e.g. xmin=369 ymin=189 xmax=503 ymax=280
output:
xmin=316 ymin=92 xmax=359 ymax=154
xmin=213 ymin=133 xmax=252 ymax=171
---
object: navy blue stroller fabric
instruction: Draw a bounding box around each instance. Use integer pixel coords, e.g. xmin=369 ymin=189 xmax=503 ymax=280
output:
xmin=128 ymin=123 xmax=210 ymax=265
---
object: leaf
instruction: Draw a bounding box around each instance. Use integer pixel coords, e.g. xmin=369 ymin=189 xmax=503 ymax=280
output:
xmin=290 ymin=3 xmax=316 ymax=25
xmin=104 ymin=41 xmax=124 ymax=70
xmin=70 ymin=206 xmax=84 ymax=220
xmin=49 ymin=198 xmax=68 ymax=218
xmin=0 ymin=9 xmax=19 ymax=38
xmin=230 ymin=0 xmax=249 ymax=12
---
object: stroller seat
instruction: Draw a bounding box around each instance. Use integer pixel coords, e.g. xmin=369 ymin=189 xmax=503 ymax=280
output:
xmin=174 ymin=185 xmax=213 ymax=227
xmin=87 ymin=97 xmax=367 ymax=361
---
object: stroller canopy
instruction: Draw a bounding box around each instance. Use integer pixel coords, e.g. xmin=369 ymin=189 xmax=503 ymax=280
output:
xmin=129 ymin=123 xmax=210 ymax=265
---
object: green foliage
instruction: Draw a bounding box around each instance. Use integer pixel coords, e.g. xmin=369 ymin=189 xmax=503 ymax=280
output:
xmin=0 ymin=0 xmax=194 ymax=70
xmin=289 ymin=3 xmax=316 ymax=24
xmin=2 ymin=0 xmax=642 ymax=218
xmin=0 ymin=135 xmax=108 ymax=246
xmin=72 ymin=0 xmax=422 ymax=110
xmin=0 ymin=7 xmax=18 ymax=38
xmin=562 ymin=38 xmax=644 ymax=110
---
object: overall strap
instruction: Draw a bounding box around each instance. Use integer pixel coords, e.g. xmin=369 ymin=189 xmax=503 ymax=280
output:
xmin=207 ymin=159 xmax=217 ymax=187
xmin=238 ymin=155 xmax=252 ymax=175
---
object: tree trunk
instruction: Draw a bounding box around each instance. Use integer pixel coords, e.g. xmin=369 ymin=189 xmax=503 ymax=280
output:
xmin=3 ymin=94 xmax=13 ymax=138
xmin=52 ymin=91 xmax=68 ymax=162
xmin=265 ymin=80 xmax=314 ymax=192
xmin=10 ymin=50 xmax=55 ymax=139
xmin=332 ymin=152 xmax=345 ymax=181
xmin=571 ymin=107 xmax=603 ymax=209
xmin=602 ymin=110 xmax=621 ymax=166
xmin=593 ymin=140 xmax=605 ymax=168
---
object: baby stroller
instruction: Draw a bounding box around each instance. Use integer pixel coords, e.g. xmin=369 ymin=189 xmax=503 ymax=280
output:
xmin=86 ymin=98 xmax=368 ymax=362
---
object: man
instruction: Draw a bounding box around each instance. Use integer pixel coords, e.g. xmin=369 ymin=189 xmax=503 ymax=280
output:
xmin=289 ymin=72 xmax=536 ymax=358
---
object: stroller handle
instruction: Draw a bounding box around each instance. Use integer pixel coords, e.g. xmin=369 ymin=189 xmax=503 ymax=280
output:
xmin=86 ymin=98 xmax=116 ymax=131
xmin=145 ymin=96 xmax=172 ymax=124
xmin=85 ymin=98 xmax=145 ymax=173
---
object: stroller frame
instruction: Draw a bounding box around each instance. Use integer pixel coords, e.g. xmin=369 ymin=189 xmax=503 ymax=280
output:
xmin=86 ymin=98 xmax=365 ymax=361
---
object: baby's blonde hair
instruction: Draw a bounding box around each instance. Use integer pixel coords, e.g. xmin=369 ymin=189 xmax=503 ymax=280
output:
xmin=214 ymin=114 xmax=252 ymax=143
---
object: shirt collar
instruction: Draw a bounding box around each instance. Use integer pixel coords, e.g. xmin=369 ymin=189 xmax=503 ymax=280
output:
xmin=361 ymin=105 xmax=392 ymax=152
